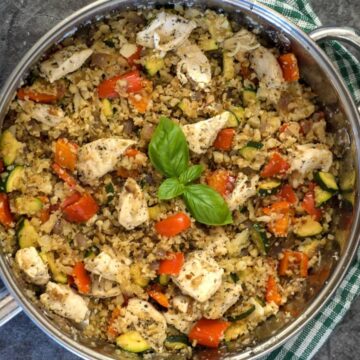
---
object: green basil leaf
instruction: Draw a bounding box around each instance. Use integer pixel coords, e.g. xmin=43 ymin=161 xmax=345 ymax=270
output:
xmin=149 ymin=117 xmax=189 ymax=178
xmin=183 ymin=184 xmax=233 ymax=225
xmin=158 ymin=178 xmax=185 ymax=200
xmin=179 ymin=165 xmax=204 ymax=185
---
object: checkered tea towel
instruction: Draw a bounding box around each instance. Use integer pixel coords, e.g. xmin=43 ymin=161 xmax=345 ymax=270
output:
xmin=255 ymin=1 xmax=360 ymax=359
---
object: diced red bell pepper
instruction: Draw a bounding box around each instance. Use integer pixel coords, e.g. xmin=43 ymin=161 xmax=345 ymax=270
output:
xmin=265 ymin=275 xmax=282 ymax=305
xmin=147 ymin=288 xmax=169 ymax=308
xmin=155 ymin=213 xmax=191 ymax=237
xmin=278 ymin=184 xmax=297 ymax=204
xmin=126 ymin=46 xmax=142 ymax=66
xmin=263 ymin=201 xmax=291 ymax=237
xmin=52 ymin=163 xmax=77 ymax=188
xmin=278 ymin=53 xmax=300 ymax=82
xmin=189 ymin=318 xmax=230 ymax=348
xmin=261 ymin=153 xmax=290 ymax=178
xmin=302 ymin=183 xmax=322 ymax=221
xmin=97 ymin=70 xmax=143 ymax=99
xmin=107 ymin=307 xmax=122 ymax=338
xmin=278 ymin=250 xmax=309 ymax=278
xmin=72 ymin=262 xmax=91 ymax=294
xmin=206 ymin=170 xmax=235 ymax=197
xmin=54 ymin=139 xmax=78 ymax=172
xmin=213 ymin=128 xmax=236 ymax=151
xmin=17 ymin=84 xmax=65 ymax=103
xmin=62 ymin=193 xmax=99 ymax=223
xmin=158 ymin=252 xmax=185 ymax=276
xmin=0 ymin=193 xmax=13 ymax=228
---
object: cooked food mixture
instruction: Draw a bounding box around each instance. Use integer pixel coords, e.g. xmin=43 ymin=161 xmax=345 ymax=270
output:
xmin=0 ymin=6 xmax=349 ymax=357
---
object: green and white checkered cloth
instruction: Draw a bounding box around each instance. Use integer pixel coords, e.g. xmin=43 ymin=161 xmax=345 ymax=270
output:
xmin=255 ymin=1 xmax=360 ymax=359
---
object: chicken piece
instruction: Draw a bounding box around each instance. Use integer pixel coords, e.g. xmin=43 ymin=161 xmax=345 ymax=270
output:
xmin=172 ymin=251 xmax=223 ymax=303
xmin=250 ymin=46 xmax=284 ymax=89
xmin=77 ymin=138 xmax=135 ymax=183
xmin=40 ymin=282 xmax=89 ymax=323
xmin=84 ymin=251 xmax=130 ymax=284
xmin=182 ymin=112 xmax=230 ymax=154
xmin=136 ymin=12 xmax=196 ymax=55
xmin=176 ymin=42 xmax=211 ymax=88
xmin=202 ymin=281 xmax=242 ymax=319
xmin=163 ymin=312 xmax=196 ymax=334
xmin=40 ymin=46 xmax=93 ymax=82
xmin=89 ymin=275 xmax=122 ymax=298
xmin=15 ymin=247 xmax=49 ymax=286
xmin=126 ymin=298 xmax=167 ymax=352
xmin=117 ymin=178 xmax=149 ymax=230
xmin=223 ymin=29 xmax=260 ymax=57
xmin=18 ymin=101 xmax=65 ymax=127
xmin=289 ymin=144 xmax=333 ymax=176
xmin=226 ymin=174 xmax=259 ymax=211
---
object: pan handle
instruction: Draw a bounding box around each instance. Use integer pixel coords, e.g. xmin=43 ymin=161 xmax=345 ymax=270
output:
xmin=0 ymin=287 xmax=21 ymax=327
xmin=309 ymin=26 xmax=360 ymax=112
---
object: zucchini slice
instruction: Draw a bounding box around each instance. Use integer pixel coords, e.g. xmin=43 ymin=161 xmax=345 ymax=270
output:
xmin=159 ymin=274 xmax=170 ymax=286
xmin=116 ymin=331 xmax=151 ymax=353
xmin=258 ymin=180 xmax=281 ymax=196
xmin=101 ymin=99 xmax=113 ymax=117
xmin=40 ymin=252 xmax=67 ymax=284
xmin=105 ymin=182 xmax=115 ymax=203
xmin=164 ymin=335 xmax=189 ymax=350
xmin=130 ymin=263 xmax=149 ymax=288
xmin=339 ymin=170 xmax=355 ymax=192
xmin=223 ymin=52 xmax=235 ymax=80
xmin=239 ymin=141 xmax=263 ymax=161
xmin=0 ymin=130 xmax=22 ymax=166
xmin=6 ymin=166 xmax=25 ymax=192
xmin=226 ymin=107 xmax=244 ymax=128
xmin=17 ymin=219 xmax=39 ymax=249
xmin=294 ymin=217 xmax=322 ymax=237
xmin=342 ymin=191 xmax=355 ymax=208
xmin=314 ymin=186 xmax=333 ymax=207
xmin=228 ymin=305 xmax=256 ymax=322
xmin=242 ymin=89 xmax=257 ymax=106
xmin=198 ymin=38 xmax=218 ymax=51
xmin=144 ymin=56 xmax=164 ymax=76
xmin=14 ymin=196 xmax=43 ymax=215
xmin=314 ymin=171 xmax=338 ymax=192
xmin=250 ymin=224 xmax=269 ymax=255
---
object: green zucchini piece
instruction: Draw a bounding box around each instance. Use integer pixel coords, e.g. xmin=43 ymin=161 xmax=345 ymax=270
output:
xmin=144 ymin=56 xmax=164 ymax=76
xmin=116 ymin=331 xmax=151 ymax=353
xmin=164 ymin=335 xmax=189 ymax=350
xmin=339 ymin=170 xmax=355 ymax=192
xmin=223 ymin=52 xmax=235 ymax=80
xmin=246 ymin=141 xmax=263 ymax=149
xmin=250 ymin=224 xmax=269 ymax=255
xmin=105 ymin=182 xmax=115 ymax=203
xmin=239 ymin=146 xmax=258 ymax=161
xmin=342 ymin=191 xmax=355 ymax=207
xmin=14 ymin=196 xmax=43 ymax=215
xmin=242 ymin=89 xmax=257 ymax=106
xmin=0 ymin=130 xmax=22 ymax=166
xmin=40 ymin=252 xmax=67 ymax=284
xmin=6 ymin=166 xmax=25 ymax=192
xmin=230 ymin=272 xmax=239 ymax=283
xmin=198 ymin=38 xmax=218 ymax=51
xmin=258 ymin=180 xmax=281 ymax=196
xmin=294 ymin=217 xmax=322 ymax=237
xmin=17 ymin=219 xmax=39 ymax=248
xmin=314 ymin=171 xmax=338 ymax=192
xmin=314 ymin=186 xmax=333 ymax=207
xmin=159 ymin=274 xmax=170 ymax=286
xmin=227 ymin=107 xmax=245 ymax=127
xmin=228 ymin=305 xmax=256 ymax=322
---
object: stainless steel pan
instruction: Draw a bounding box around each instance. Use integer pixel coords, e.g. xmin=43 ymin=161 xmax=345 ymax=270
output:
xmin=0 ymin=1 xmax=359 ymax=359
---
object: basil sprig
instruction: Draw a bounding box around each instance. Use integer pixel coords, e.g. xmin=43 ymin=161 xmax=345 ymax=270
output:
xmin=148 ymin=117 xmax=233 ymax=226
